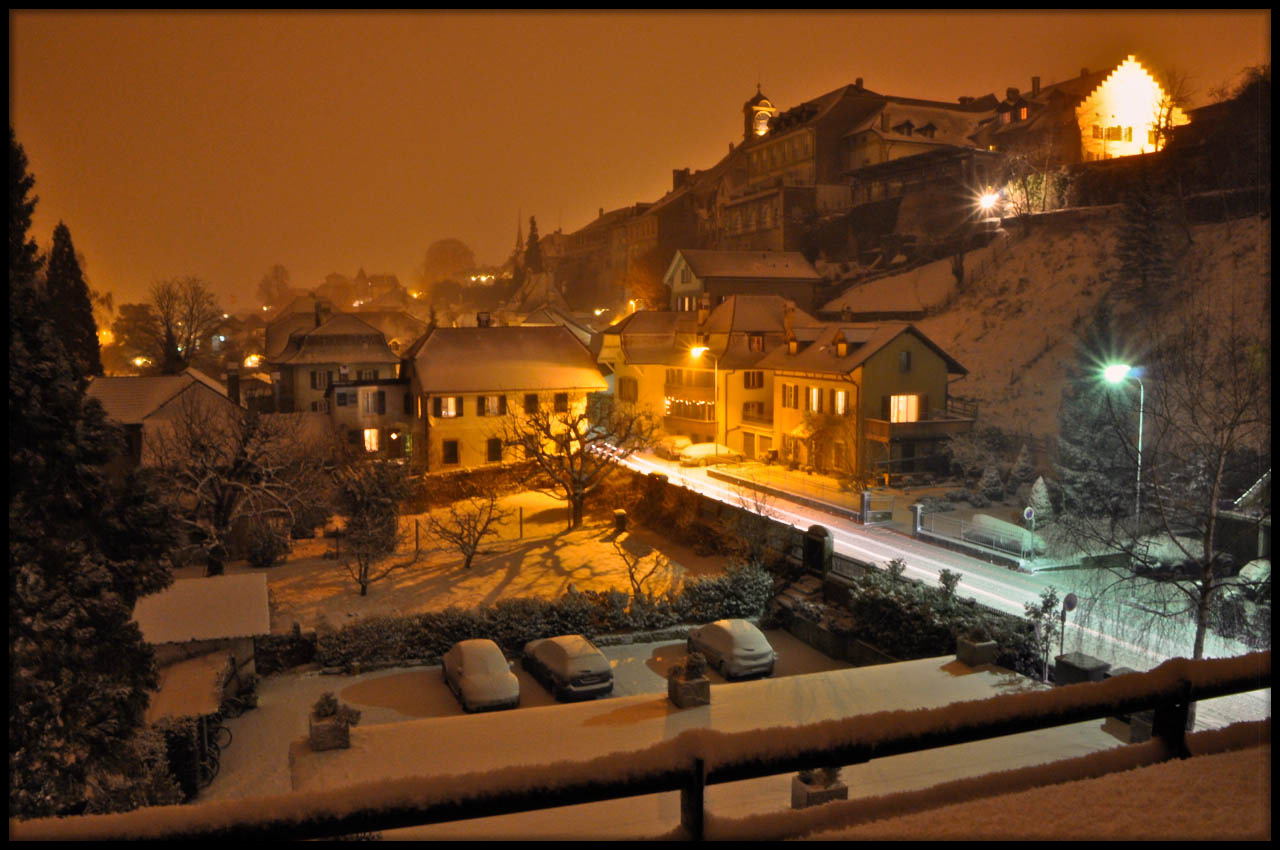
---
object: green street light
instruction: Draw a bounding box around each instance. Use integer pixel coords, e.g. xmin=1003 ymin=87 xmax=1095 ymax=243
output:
xmin=1104 ymin=363 xmax=1145 ymax=531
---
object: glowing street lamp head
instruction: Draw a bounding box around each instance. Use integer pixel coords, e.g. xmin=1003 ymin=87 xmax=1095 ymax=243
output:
xmin=979 ymin=191 xmax=1000 ymax=211
xmin=690 ymin=345 xmax=709 ymax=359
xmin=1103 ymin=363 xmax=1132 ymax=383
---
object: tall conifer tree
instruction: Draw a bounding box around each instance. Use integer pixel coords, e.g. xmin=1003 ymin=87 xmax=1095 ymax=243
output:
xmin=45 ymin=221 xmax=103 ymax=377
xmin=525 ymin=215 xmax=544 ymax=274
xmin=9 ymin=128 xmax=175 ymax=818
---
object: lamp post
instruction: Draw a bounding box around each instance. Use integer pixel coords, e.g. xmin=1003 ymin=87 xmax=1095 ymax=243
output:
xmin=1103 ymin=363 xmax=1145 ymax=532
xmin=690 ymin=345 xmax=719 ymax=456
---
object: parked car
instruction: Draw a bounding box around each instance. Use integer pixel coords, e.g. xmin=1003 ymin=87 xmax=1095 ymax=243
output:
xmin=442 ymin=639 xmax=520 ymax=712
xmin=687 ymin=619 xmax=775 ymax=679
xmin=655 ymin=435 xmax=692 ymax=461
xmin=678 ymin=443 xmax=743 ymax=467
xmin=522 ymin=634 xmax=614 ymax=701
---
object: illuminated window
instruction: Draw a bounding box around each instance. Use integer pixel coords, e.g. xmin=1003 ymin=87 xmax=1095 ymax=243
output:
xmin=361 ymin=390 xmax=385 ymax=414
xmin=363 ymin=428 xmax=380 ymax=452
xmin=1092 ymin=125 xmax=1103 ymax=139
xmin=834 ymin=390 xmax=848 ymax=415
xmin=1106 ymin=126 xmax=1123 ymax=141
xmin=1018 ymin=106 xmax=1028 ymax=120
xmin=1124 ymin=127 xmax=1133 ymax=142
xmin=1148 ymin=129 xmax=1158 ymax=145
xmin=889 ymin=394 xmax=919 ymax=423
xmin=806 ymin=387 xmax=823 ymax=412
xmin=478 ymin=394 xmax=505 ymax=416
xmin=436 ymin=396 xmax=459 ymax=418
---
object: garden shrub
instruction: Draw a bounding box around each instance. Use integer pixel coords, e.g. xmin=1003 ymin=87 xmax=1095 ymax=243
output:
xmin=245 ymin=521 xmax=291 ymax=568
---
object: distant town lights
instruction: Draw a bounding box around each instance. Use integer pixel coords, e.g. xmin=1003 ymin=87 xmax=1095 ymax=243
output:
xmin=244 ymin=354 xmax=262 ymax=368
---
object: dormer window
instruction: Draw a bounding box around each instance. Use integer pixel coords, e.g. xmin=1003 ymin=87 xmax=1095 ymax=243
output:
xmin=893 ymin=120 xmax=914 ymax=137
xmin=749 ymin=333 xmax=764 ymax=353
xmin=917 ymin=123 xmax=937 ymax=139
xmin=1018 ymin=106 xmax=1028 ymax=121
xmin=836 ymin=340 xmax=848 ymax=357
xmin=788 ymin=339 xmax=798 ymax=354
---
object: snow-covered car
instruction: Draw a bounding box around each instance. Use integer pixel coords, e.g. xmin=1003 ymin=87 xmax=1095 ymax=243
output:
xmin=655 ymin=435 xmax=693 ymax=461
xmin=521 ymin=634 xmax=614 ymax=701
xmin=686 ymin=619 xmax=775 ymax=679
xmin=442 ymin=639 xmax=520 ymax=712
xmin=678 ymin=443 xmax=743 ymax=467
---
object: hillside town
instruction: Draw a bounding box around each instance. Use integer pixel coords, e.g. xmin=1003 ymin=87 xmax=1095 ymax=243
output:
xmin=10 ymin=17 xmax=1271 ymax=842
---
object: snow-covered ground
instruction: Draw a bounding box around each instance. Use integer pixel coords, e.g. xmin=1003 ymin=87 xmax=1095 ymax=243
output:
xmin=174 ymin=490 xmax=725 ymax=634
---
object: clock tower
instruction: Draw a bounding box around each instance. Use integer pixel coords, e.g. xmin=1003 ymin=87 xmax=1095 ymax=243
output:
xmin=743 ymin=84 xmax=778 ymax=140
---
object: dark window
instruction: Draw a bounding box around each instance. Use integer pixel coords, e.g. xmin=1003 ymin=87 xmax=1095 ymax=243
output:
xmin=403 ymin=393 xmax=412 ymax=414
xmin=744 ymin=371 xmax=764 ymax=389
xmin=554 ymin=393 xmax=569 ymax=412
xmin=442 ymin=440 xmax=459 ymax=465
xmin=749 ymin=333 xmax=764 ymax=353
xmin=899 ymin=350 xmax=912 ymax=373
xmin=487 ymin=438 xmax=503 ymax=463
xmin=618 ymin=376 xmax=638 ymax=402
xmin=336 ymin=391 xmax=350 ymax=407
xmin=524 ymin=393 xmax=538 ymax=414
xmin=742 ymin=401 xmax=766 ymax=421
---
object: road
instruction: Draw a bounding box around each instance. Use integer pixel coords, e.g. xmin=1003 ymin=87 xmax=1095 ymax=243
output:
xmin=619 ymin=451 xmax=1270 ymax=729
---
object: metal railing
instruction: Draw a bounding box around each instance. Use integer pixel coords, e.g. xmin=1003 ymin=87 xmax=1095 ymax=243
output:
xmin=918 ymin=510 xmax=1039 ymax=562
xmin=12 ymin=652 xmax=1269 ymax=841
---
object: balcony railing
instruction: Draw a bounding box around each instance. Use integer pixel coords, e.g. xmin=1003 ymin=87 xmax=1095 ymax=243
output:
xmin=865 ymin=415 xmax=974 ymax=443
xmin=664 ymin=384 xmax=715 ymax=402
xmin=12 ymin=652 xmax=1269 ymax=842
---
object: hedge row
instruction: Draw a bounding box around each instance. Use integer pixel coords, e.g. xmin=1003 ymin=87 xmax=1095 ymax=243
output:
xmin=315 ymin=561 xmax=774 ymax=669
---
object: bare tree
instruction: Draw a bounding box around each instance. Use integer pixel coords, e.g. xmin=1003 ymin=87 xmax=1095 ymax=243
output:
xmin=149 ymin=276 xmax=223 ymax=374
xmin=429 ymin=484 xmax=509 ymax=569
xmin=333 ymin=460 xmax=416 ymax=596
xmin=256 ymin=264 xmax=293 ymax=309
xmin=500 ymin=393 xmax=658 ymax=528
xmin=148 ymin=391 xmax=330 ymax=575
xmin=611 ymin=535 xmax=668 ymax=602
xmin=1066 ymin=300 xmax=1270 ymax=675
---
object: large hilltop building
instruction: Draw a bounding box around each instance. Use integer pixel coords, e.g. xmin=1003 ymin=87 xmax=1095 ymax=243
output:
xmin=539 ymin=54 xmax=1188 ymax=313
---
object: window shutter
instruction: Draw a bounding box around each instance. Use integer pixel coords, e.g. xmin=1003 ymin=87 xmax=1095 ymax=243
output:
xmin=455 ymin=396 xmax=464 ymax=417
xmin=377 ymin=391 xmax=385 ymax=414
xmin=327 ymin=371 xmax=333 ymax=388
xmin=920 ymin=394 xmax=929 ymax=421
xmin=828 ymin=388 xmax=835 ymax=413
xmin=499 ymin=395 xmax=508 ymax=415
xmin=432 ymin=396 xmax=442 ymax=418
xmin=803 ymin=387 xmax=810 ymax=412
xmin=881 ymin=396 xmax=890 ymax=420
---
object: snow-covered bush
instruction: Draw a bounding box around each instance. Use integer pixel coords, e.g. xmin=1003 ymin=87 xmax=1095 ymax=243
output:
xmin=978 ymin=465 xmax=1006 ymax=501
xmin=681 ymin=561 xmax=774 ymax=620
xmin=244 ymin=520 xmax=290 ymax=568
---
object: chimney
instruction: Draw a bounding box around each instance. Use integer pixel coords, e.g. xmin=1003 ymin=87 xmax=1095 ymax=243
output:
xmin=783 ymin=301 xmax=794 ymax=337
xmin=1031 ymin=76 xmax=1041 ymax=96
xmin=1006 ymin=87 xmax=1020 ymax=102
xmin=729 ymin=141 xmax=734 ymax=154
xmin=880 ymin=111 xmax=889 ymax=131
xmin=225 ymin=366 xmax=241 ymax=406
xmin=1080 ymin=67 xmax=1089 ymax=78
xmin=958 ymin=95 xmax=973 ymax=105
xmin=673 ymin=168 xmax=691 ymax=190
xmin=855 ymin=77 xmax=864 ymax=89
xmin=598 ymin=207 xmax=604 ymax=219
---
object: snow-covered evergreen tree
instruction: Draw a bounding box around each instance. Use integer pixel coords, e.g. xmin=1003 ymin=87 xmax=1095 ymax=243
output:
xmin=44 ymin=221 xmax=103 ymax=377
xmin=1010 ymin=443 xmax=1036 ymax=485
xmin=977 ymin=465 xmax=1005 ymax=501
xmin=1029 ymin=476 xmax=1054 ymax=523
xmin=1115 ymin=167 xmax=1177 ymax=307
xmin=1053 ymin=299 xmax=1134 ymax=517
xmin=10 ymin=128 xmax=175 ymax=818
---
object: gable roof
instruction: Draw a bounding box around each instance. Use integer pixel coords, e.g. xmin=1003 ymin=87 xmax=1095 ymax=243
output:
xmin=85 ymin=368 xmax=230 ymax=425
xmin=411 ymin=325 xmax=607 ymax=395
xmin=270 ymin=312 xmax=399 ymax=366
xmin=676 ymin=249 xmax=822 ymax=281
xmin=699 ymin=294 xmax=821 ymax=335
xmin=756 ymin=322 xmax=967 ymax=376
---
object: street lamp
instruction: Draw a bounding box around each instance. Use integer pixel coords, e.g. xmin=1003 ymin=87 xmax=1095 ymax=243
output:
xmin=690 ymin=345 xmax=719 ymax=455
xmin=1103 ymin=363 xmax=1145 ymax=531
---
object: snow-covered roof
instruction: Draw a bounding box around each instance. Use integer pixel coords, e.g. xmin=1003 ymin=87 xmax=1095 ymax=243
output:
xmin=270 ymin=313 xmax=399 ymax=366
xmin=756 ymin=322 xmax=967 ymax=376
xmin=410 ymin=326 xmax=607 ymax=395
xmin=845 ymin=98 xmax=993 ymax=149
xmin=700 ymin=294 xmax=821 ymax=335
xmin=133 ymin=574 xmax=271 ymax=644
xmin=85 ymin=368 xmax=230 ymax=425
xmin=678 ymin=249 xmax=822 ymax=281
xmin=144 ymin=651 xmax=229 ymax=723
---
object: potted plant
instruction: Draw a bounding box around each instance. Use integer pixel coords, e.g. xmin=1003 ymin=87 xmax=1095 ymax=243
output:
xmin=956 ymin=627 xmax=998 ymax=667
xmin=791 ymin=765 xmax=848 ymax=809
xmin=667 ymin=651 xmax=711 ymax=708
xmin=308 ymin=691 xmax=362 ymax=751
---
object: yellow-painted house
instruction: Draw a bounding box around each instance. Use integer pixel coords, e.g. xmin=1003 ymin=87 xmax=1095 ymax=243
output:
xmin=404 ymin=325 xmax=607 ymax=472
xmin=754 ymin=322 xmax=972 ymax=482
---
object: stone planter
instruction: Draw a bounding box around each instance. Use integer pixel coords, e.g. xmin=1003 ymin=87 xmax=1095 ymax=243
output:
xmin=956 ymin=636 xmax=998 ymax=667
xmin=308 ymin=712 xmax=350 ymax=751
xmin=667 ymin=676 xmax=710 ymax=709
xmin=790 ymin=775 xmax=849 ymax=809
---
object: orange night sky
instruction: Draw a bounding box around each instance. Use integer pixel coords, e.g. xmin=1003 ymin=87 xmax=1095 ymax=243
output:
xmin=10 ymin=10 xmax=1270 ymax=309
